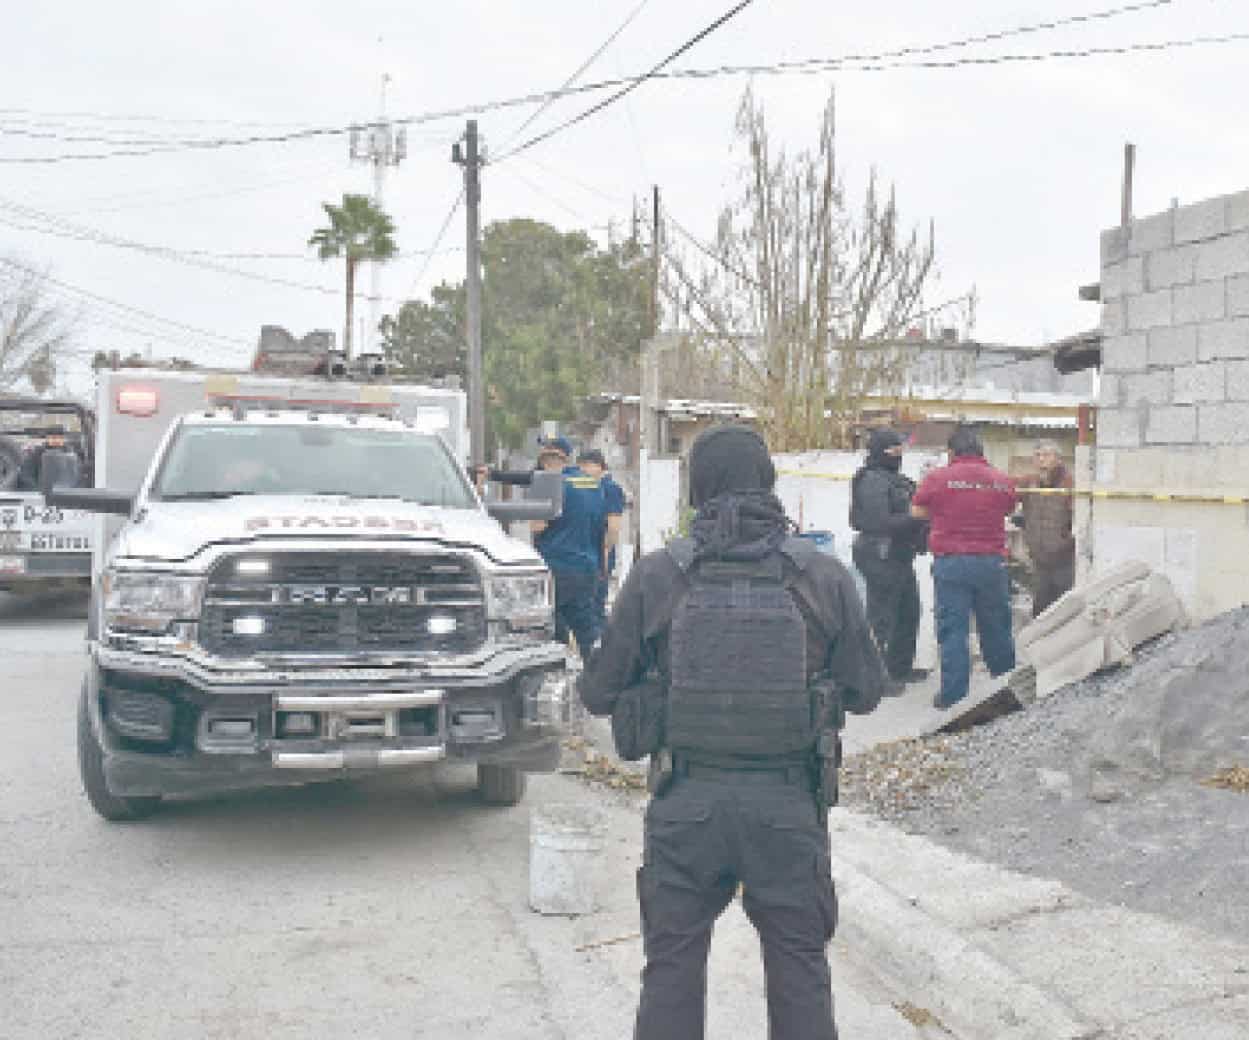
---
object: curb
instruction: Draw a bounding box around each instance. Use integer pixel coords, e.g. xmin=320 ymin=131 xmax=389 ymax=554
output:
xmin=827 ymin=837 xmax=1098 ymax=1040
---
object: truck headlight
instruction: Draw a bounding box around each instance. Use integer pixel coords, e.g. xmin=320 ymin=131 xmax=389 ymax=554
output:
xmin=103 ymin=570 xmax=204 ymax=634
xmin=485 ymin=571 xmax=552 ymax=631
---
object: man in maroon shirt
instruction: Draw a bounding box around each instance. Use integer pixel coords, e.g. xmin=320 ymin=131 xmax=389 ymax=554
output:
xmin=911 ymin=426 xmax=1019 ymax=708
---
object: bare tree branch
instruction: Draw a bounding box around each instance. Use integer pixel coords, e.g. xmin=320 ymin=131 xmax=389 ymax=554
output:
xmin=0 ymin=258 xmax=75 ymax=393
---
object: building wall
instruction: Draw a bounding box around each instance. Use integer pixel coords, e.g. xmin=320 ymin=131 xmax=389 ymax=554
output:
xmin=1091 ymin=188 xmax=1249 ymax=618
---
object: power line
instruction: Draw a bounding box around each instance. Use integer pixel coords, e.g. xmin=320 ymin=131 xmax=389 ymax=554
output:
xmin=5 ymin=26 xmax=1242 ymax=165
xmin=494 ymin=0 xmax=758 ymax=162
xmin=0 ymin=197 xmax=416 ymax=303
xmin=406 ymin=190 xmax=465 ymax=300
xmin=0 ymin=255 xmax=248 ymax=348
xmin=0 ymin=1 xmax=1195 ymax=166
xmin=499 ymin=0 xmax=653 ymax=150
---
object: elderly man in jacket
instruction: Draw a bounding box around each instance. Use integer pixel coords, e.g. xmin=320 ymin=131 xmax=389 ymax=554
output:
xmin=1015 ymin=439 xmax=1075 ymax=617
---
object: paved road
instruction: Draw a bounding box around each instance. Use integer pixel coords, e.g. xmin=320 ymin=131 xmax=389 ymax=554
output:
xmin=0 ymin=591 xmax=936 ymax=1039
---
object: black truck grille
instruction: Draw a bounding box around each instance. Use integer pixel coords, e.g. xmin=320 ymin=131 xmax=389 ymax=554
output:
xmin=199 ymin=551 xmax=485 ymax=657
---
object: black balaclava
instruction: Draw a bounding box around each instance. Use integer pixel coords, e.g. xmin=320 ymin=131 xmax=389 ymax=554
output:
xmin=866 ymin=428 xmax=904 ymax=472
xmin=687 ymin=425 xmax=788 ymax=560
xmin=688 ymin=424 xmax=776 ymax=507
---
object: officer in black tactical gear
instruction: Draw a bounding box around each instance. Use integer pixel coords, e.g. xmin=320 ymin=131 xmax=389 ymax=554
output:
xmin=850 ymin=427 xmax=929 ymax=683
xmin=579 ymin=424 xmax=888 ymax=1040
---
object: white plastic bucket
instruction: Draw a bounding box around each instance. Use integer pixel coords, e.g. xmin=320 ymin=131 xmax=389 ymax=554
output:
xmin=528 ymin=804 xmax=606 ymax=916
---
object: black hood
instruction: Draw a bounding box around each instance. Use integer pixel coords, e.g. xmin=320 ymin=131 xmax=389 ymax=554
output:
xmin=866 ymin=428 xmax=904 ymax=471
xmin=688 ymin=424 xmax=776 ymax=507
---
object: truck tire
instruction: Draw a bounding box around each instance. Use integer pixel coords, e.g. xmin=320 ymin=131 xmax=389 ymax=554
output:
xmin=77 ymin=684 xmax=160 ymax=822
xmin=477 ymin=763 xmax=527 ymax=806
xmin=0 ymin=435 xmax=22 ymax=491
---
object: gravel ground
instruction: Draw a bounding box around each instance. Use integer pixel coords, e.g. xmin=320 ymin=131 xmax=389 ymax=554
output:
xmin=840 ymin=608 xmax=1249 ymax=943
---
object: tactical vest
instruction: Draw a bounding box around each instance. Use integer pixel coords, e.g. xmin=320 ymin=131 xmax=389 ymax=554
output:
xmin=665 ymin=538 xmax=818 ymax=761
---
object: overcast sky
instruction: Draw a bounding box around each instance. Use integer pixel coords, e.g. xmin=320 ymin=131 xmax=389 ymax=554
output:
xmin=2 ymin=0 xmax=1245 ymax=395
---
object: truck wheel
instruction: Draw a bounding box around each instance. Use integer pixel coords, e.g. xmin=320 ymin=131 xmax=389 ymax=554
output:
xmin=77 ymin=685 xmax=160 ymax=822
xmin=0 ymin=436 xmax=22 ymax=491
xmin=477 ymin=764 xmax=527 ymax=806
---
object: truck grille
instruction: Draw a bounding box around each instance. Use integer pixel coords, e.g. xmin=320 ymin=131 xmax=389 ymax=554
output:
xmin=199 ymin=551 xmax=485 ymax=657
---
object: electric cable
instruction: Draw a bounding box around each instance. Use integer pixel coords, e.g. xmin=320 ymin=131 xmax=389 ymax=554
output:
xmin=0 ymin=1 xmax=1208 ymax=165
xmin=493 ymin=0 xmax=757 ymax=162
xmin=0 ymin=197 xmax=415 ymax=303
xmin=405 ymin=190 xmax=465 ymax=299
xmin=498 ymin=0 xmax=653 ymax=150
xmin=0 ymin=255 xmax=248 ymax=350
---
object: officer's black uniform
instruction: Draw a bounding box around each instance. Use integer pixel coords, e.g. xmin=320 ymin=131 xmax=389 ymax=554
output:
xmin=850 ymin=429 xmax=927 ymax=681
xmin=580 ymin=426 xmax=888 ymax=1040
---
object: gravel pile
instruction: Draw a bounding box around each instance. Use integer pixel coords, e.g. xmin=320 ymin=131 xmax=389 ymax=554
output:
xmin=840 ymin=607 xmax=1249 ymax=942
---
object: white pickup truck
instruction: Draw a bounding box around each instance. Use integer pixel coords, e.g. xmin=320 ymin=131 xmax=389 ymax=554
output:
xmin=0 ymin=397 xmax=94 ymax=593
xmin=45 ymin=363 xmax=571 ymax=821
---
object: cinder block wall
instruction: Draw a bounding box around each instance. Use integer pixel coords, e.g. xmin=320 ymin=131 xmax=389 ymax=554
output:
xmin=1088 ymin=189 xmax=1249 ymax=619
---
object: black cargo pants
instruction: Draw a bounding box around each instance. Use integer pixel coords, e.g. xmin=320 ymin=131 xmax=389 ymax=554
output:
xmin=634 ymin=773 xmax=838 ymax=1040
xmin=852 ymin=542 xmax=920 ymax=680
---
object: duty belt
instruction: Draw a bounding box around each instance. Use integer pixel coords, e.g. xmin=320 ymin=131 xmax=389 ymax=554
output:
xmin=673 ymin=754 xmax=811 ymax=788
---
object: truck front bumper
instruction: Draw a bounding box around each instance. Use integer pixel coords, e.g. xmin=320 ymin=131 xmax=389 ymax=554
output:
xmin=87 ymin=642 xmax=571 ymax=798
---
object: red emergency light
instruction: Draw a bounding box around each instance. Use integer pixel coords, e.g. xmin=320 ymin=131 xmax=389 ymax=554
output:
xmin=116 ymin=385 xmax=159 ymax=417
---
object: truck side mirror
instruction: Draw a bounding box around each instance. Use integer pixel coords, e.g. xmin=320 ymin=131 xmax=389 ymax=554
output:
xmin=41 ymin=449 xmax=134 ymax=516
xmin=486 ymin=469 xmax=565 ymax=524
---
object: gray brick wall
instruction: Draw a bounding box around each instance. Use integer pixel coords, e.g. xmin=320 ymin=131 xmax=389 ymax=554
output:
xmin=1100 ymin=188 xmax=1249 ymax=446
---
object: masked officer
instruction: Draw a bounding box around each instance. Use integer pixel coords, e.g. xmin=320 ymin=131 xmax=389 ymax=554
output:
xmin=850 ymin=428 xmax=929 ymax=683
xmin=580 ymin=424 xmax=888 ymax=1040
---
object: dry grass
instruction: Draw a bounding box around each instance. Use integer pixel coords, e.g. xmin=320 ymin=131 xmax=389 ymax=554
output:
xmin=893 ymin=1001 xmax=943 ymax=1029
xmin=1202 ymin=766 xmax=1249 ymax=792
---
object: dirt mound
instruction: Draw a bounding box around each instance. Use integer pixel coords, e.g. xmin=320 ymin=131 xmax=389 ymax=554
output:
xmin=839 ymin=607 xmax=1249 ymax=941
xmin=1086 ymin=608 xmax=1249 ymax=794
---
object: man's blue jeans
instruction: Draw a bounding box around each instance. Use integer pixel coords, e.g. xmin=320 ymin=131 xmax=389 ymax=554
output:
xmin=932 ymin=554 xmax=1016 ymax=705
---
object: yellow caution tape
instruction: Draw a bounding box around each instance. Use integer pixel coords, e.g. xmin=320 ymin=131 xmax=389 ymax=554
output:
xmin=777 ymin=470 xmax=1249 ymax=505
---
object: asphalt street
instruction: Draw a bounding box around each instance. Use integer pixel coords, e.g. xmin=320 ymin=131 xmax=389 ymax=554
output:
xmin=0 ymin=590 xmax=937 ymax=1040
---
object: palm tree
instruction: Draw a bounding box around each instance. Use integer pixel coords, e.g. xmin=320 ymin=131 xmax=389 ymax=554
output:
xmin=308 ymin=194 xmax=397 ymax=358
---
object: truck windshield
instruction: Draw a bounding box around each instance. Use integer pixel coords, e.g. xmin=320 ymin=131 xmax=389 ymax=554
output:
xmin=152 ymin=423 xmax=475 ymax=508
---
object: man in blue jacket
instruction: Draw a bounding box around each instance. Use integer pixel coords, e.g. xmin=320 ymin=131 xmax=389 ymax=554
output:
xmin=577 ymin=448 xmax=625 ymax=626
xmin=530 ymin=436 xmax=606 ymax=659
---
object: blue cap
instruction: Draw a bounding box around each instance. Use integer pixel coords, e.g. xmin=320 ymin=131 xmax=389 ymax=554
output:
xmin=539 ymin=435 xmax=574 ymax=457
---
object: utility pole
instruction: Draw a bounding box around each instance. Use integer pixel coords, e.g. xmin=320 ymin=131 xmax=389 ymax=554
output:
xmin=640 ymin=186 xmax=662 ymax=460
xmin=349 ymin=73 xmax=406 ymax=354
xmin=453 ymin=120 xmax=486 ymax=462
xmin=651 ymin=185 xmax=661 ymax=338
xmin=1120 ymin=142 xmax=1136 ymax=230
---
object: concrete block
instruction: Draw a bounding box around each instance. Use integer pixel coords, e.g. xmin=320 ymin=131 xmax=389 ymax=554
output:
xmin=1145 ymin=325 xmax=1197 ymax=367
xmin=1145 ymin=244 xmax=1196 ymax=290
xmin=1100 ymin=226 xmax=1128 ymax=267
xmin=1225 ymin=359 xmax=1249 ymax=401
xmin=1100 ymin=299 xmax=1126 ymax=337
xmin=1197 ymin=317 xmax=1249 ymax=361
xmin=1172 ymin=280 xmax=1226 ymax=325
xmin=1096 ymin=407 xmax=1142 ymax=448
xmin=1101 ymin=255 xmax=1145 ymax=299
xmin=1145 ymin=405 xmax=1196 ymax=444
xmin=1100 ymin=333 xmax=1146 ymax=372
xmin=1198 ymin=401 xmax=1249 ymax=444
xmin=1194 ymin=230 xmax=1249 ymax=282
xmin=1126 ymin=289 xmax=1172 ymax=331
xmin=1097 ymin=373 xmax=1124 ymax=408
xmin=1230 ymin=190 xmax=1249 ymax=232
xmin=1123 ymin=369 xmax=1172 ymax=407
xmin=1228 ymin=273 xmax=1249 ymax=317
xmin=1127 ymin=211 xmax=1173 ymax=256
xmin=1172 ymin=362 xmax=1225 ymax=405
xmin=1174 ymin=195 xmax=1228 ymax=244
